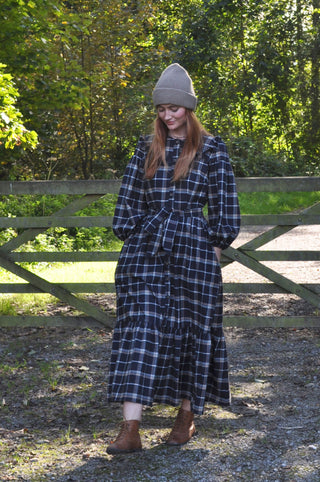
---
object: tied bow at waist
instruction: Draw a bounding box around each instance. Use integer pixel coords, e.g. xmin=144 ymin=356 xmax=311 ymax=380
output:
xmin=143 ymin=206 xmax=203 ymax=256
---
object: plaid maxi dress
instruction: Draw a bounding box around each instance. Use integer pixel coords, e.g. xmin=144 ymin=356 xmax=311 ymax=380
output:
xmin=107 ymin=135 xmax=240 ymax=415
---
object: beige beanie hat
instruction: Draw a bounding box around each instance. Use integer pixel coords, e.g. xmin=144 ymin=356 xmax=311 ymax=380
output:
xmin=152 ymin=63 xmax=197 ymax=110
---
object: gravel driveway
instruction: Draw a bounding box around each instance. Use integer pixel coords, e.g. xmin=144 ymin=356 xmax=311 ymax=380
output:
xmin=223 ymin=225 xmax=320 ymax=319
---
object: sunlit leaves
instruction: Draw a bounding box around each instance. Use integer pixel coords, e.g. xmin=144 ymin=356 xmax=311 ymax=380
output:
xmin=0 ymin=64 xmax=38 ymax=150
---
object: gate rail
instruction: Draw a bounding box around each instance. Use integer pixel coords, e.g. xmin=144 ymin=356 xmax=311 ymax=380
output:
xmin=0 ymin=177 xmax=319 ymax=329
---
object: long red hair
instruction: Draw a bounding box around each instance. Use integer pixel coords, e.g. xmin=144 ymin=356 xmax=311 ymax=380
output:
xmin=145 ymin=110 xmax=209 ymax=181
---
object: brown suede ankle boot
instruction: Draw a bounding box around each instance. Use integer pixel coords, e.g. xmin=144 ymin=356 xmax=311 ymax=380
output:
xmin=107 ymin=420 xmax=142 ymax=454
xmin=166 ymin=408 xmax=196 ymax=446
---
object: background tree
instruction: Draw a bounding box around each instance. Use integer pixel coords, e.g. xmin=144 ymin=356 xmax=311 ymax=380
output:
xmin=0 ymin=0 xmax=319 ymax=179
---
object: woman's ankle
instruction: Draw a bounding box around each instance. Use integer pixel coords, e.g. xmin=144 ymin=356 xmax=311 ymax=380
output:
xmin=123 ymin=401 xmax=143 ymax=421
xmin=181 ymin=399 xmax=191 ymax=412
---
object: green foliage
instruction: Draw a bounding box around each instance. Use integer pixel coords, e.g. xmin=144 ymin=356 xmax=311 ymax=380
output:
xmin=0 ymin=1 xmax=319 ymax=179
xmin=0 ymin=194 xmax=71 ymax=217
xmin=228 ymin=137 xmax=293 ymax=177
xmin=0 ymin=193 xmax=121 ymax=252
xmin=0 ymin=64 xmax=38 ymax=150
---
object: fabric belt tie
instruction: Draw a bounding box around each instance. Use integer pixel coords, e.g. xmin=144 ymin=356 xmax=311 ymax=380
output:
xmin=143 ymin=207 xmax=203 ymax=256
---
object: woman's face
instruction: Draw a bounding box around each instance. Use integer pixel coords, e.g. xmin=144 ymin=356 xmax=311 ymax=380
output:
xmin=157 ymin=104 xmax=188 ymax=138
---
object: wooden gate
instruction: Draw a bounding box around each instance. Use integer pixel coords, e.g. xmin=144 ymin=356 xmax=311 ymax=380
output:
xmin=0 ymin=177 xmax=319 ymax=329
xmin=223 ymin=177 xmax=320 ymax=327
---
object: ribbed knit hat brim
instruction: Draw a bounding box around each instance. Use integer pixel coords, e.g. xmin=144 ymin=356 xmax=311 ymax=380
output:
xmin=152 ymin=63 xmax=197 ymax=110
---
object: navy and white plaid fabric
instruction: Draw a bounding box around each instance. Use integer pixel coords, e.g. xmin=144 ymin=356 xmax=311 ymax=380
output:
xmin=107 ymin=135 xmax=240 ymax=414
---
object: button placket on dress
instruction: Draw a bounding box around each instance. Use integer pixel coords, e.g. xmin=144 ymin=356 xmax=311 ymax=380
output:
xmin=163 ymin=140 xmax=179 ymax=319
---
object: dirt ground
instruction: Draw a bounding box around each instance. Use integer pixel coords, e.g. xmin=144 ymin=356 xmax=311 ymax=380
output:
xmin=1 ymin=325 xmax=319 ymax=481
xmin=0 ymin=225 xmax=319 ymax=481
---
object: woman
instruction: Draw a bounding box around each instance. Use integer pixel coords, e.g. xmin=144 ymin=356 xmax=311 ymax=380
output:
xmin=106 ymin=63 xmax=240 ymax=454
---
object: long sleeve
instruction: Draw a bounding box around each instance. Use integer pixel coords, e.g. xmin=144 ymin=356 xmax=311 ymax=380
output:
xmin=112 ymin=137 xmax=148 ymax=241
xmin=207 ymin=137 xmax=240 ymax=249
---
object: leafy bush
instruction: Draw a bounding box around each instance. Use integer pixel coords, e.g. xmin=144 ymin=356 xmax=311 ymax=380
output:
xmin=0 ymin=193 xmax=121 ymax=252
xmin=227 ymin=136 xmax=298 ymax=177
